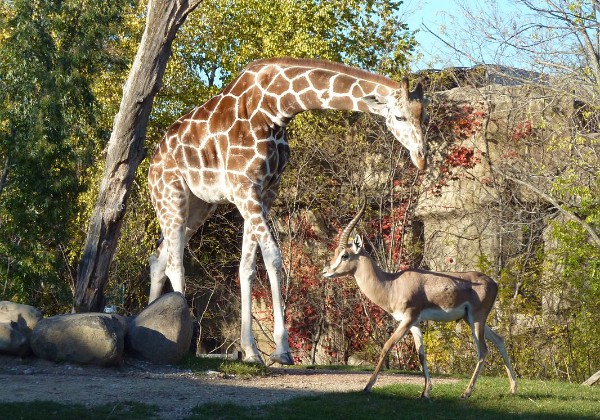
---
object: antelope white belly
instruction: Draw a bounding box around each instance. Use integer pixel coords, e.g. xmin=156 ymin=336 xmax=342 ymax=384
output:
xmin=391 ymin=304 xmax=469 ymax=323
xmin=419 ymin=304 xmax=469 ymax=322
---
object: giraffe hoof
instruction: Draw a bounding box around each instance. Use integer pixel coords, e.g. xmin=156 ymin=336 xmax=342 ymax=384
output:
xmin=363 ymin=386 xmax=373 ymax=394
xmin=269 ymin=351 xmax=294 ymax=365
xmin=243 ymin=354 xmax=265 ymax=365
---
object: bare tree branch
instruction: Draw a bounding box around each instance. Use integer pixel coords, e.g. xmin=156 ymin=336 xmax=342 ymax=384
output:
xmin=496 ymin=170 xmax=600 ymax=247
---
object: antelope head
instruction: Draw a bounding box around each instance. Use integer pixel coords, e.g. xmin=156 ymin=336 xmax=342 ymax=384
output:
xmin=322 ymin=200 xmax=368 ymax=278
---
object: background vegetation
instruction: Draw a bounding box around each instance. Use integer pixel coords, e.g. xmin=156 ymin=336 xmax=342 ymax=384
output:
xmin=0 ymin=0 xmax=598 ymax=385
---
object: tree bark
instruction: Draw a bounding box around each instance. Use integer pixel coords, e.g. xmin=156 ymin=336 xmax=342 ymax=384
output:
xmin=73 ymin=0 xmax=202 ymax=313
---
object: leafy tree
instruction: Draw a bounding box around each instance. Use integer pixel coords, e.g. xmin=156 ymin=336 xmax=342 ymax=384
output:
xmin=0 ymin=0 xmax=127 ymax=310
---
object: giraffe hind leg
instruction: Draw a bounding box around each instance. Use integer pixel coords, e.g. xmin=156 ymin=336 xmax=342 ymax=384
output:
xmin=149 ymin=238 xmax=168 ymax=303
xmin=149 ymin=196 xmax=218 ymax=303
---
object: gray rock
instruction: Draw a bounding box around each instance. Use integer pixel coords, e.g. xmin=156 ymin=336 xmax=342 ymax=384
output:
xmin=126 ymin=292 xmax=192 ymax=364
xmin=0 ymin=322 xmax=30 ymax=356
xmin=30 ymin=313 xmax=125 ymax=366
xmin=0 ymin=301 xmax=43 ymax=332
xmin=0 ymin=301 xmax=44 ymax=356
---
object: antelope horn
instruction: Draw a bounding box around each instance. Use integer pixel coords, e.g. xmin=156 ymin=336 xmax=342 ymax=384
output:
xmin=338 ymin=198 xmax=367 ymax=248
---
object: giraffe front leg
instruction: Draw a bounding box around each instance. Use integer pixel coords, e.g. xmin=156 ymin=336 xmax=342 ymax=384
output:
xmin=261 ymin=240 xmax=293 ymax=365
xmin=239 ymin=226 xmax=264 ymax=364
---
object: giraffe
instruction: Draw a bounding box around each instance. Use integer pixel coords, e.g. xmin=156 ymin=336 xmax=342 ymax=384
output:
xmin=148 ymin=57 xmax=427 ymax=365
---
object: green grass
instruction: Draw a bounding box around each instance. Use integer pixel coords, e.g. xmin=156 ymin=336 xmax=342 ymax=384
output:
xmin=189 ymin=375 xmax=600 ymax=420
xmin=2 ymin=359 xmax=598 ymax=419
xmin=0 ymin=401 xmax=157 ymax=419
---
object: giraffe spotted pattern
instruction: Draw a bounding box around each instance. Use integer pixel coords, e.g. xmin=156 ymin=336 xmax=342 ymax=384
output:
xmin=148 ymin=57 xmax=427 ymax=365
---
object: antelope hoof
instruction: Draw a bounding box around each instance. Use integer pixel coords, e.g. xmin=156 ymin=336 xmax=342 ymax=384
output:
xmin=460 ymin=392 xmax=472 ymax=399
xmin=363 ymin=385 xmax=373 ymax=394
xmin=270 ymin=351 xmax=294 ymax=365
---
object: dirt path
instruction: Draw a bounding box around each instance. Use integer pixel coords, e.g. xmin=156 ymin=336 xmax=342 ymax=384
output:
xmin=0 ymin=355 xmax=457 ymax=418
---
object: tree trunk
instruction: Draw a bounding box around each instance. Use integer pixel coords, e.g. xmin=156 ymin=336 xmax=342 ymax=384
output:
xmin=73 ymin=0 xmax=202 ymax=313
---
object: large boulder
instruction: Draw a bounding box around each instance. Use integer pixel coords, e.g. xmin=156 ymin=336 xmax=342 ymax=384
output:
xmin=0 ymin=301 xmax=43 ymax=332
xmin=0 ymin=322 xmax=29 ymax=356
xmin=0 ymin=301 xmax=43 ymax=356
xmin=126 ymin=292 xmax=193 ymax=364
xmin=30 ymin=313 xmax=125 ymax=366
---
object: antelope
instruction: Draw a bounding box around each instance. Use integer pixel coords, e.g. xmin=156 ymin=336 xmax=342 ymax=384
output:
xmin=322 ymin=201 xmax=517 ymax=398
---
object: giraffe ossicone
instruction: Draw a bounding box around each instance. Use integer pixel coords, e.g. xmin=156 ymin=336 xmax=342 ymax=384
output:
xmin=148 ymin=57 xmax=427 ymax=365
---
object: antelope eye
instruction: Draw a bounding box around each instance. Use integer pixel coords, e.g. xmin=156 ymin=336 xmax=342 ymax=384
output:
xmin=341 ymin=253 xmax=349 ymax=261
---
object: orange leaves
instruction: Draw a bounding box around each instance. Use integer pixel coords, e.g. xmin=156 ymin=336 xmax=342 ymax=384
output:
xmin=445 ymin=145 xmax=481 ymax=169
xmin=451 ymin=105 xmax=486 ymax=138
xmin=512 ymin=120 xmax=533 ymax=142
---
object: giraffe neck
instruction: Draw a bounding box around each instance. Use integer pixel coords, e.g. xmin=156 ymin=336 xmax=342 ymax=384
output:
xmin=225 ymin=58 xmax=401 ymax=126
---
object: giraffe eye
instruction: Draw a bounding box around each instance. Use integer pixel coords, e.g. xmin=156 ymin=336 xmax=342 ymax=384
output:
xmin=395 ymin=115 xmax=407 ymax=122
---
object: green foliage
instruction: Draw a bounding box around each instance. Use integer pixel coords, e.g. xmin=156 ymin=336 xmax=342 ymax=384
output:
xmin=541 ymin=184 xmax=600 ymax=382
xmin=0 ymin=0 xmax=130 ymax=311
xmin=493 ymin=156 xmax=600 ymax=383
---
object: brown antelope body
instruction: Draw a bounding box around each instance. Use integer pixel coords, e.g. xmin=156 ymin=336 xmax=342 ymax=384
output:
xmin=322 ymin=202 xmax=517 ymax=398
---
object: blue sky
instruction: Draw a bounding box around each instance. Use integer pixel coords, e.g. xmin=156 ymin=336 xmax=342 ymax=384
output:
xmin=401 ymin=0 xmax=519 ymax=71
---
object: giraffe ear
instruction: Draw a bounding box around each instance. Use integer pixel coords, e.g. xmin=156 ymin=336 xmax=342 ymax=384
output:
xmin=411 ymin=82 xmax=424 ymax=100
xmin=401 ymin=76 xmax=410 ymax=91
xmin=361 ymin=95 xmax=388 ymax=112
xmin=400 ymin=76 xmax=410 ymax=100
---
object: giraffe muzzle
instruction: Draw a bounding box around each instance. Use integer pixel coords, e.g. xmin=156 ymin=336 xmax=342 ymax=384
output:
xmin=410 ymin=149 xmax=427 ymax=171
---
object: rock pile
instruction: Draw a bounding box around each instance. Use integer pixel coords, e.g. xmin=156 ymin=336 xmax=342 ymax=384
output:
xmin=0 ymin=293 xmax=192 ymax=366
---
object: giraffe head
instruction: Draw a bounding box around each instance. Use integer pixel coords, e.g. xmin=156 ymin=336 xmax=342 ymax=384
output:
xmin=362 ymin=77 xmax=427 ymax=170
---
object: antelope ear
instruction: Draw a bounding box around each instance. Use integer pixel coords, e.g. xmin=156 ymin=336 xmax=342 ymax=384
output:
xmin=352 ymin=235 xmax=363 ymax=252
xmin=361 ymin=95 xmax=388 ymax=112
